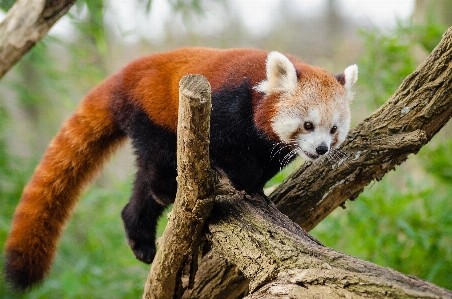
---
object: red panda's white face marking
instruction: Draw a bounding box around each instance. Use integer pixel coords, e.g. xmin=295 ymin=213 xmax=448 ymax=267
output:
xmin=255 ymin=52 xmax=358 ymax=161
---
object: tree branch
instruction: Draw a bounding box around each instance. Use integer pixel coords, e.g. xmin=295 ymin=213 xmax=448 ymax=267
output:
xmin=0 ymin=0 xmax=76 ymax=79
xmin=142 ymin=75 xmax=216 ymax=299
xmin=208 ymin=190 xmax=452 ymax=298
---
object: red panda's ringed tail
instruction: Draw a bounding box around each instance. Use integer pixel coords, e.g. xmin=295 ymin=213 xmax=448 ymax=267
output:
xmin=4 ymin=77 xmax=126 ymax=290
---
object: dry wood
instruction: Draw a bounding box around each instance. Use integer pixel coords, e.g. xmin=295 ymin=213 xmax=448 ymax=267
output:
xmin=0 ymin=0 xmax=76 ymax=79
xmin=142 ymin=75 xmax=216 ymax=299
xmin=181 ymin=251 xmax=249 ymax=299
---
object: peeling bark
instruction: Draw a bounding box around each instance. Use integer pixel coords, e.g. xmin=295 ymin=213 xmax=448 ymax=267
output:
xmin=181 ymin=250 xmax=249 ymax=299
xmin=0 ymin=0 xmax=76 ymax=79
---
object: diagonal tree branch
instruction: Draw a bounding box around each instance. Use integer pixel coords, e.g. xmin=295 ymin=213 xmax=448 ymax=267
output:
xmin=0 ymin=0 xmax=76 ymax=79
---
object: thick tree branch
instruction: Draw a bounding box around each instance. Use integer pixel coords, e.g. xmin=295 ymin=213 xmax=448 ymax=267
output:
xmin=186 ymin=26 xmax=452 ymax=298
xmin=143 ymin=75 xmax=216 ymax=299
xmin=208 ymin=190 xmax=452 ymax=298
xmin=0 ymin=0 xmax=76 ymax=79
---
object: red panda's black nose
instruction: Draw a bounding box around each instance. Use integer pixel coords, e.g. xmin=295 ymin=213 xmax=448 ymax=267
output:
xmin=316 ymin=144 xmax=329 ymax=155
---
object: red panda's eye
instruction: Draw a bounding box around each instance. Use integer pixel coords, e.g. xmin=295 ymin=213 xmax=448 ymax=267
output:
xmin=330 ymin=126 xmax=337 ymax=134
xmin=304 ymin=122 xmax=314 ymax=131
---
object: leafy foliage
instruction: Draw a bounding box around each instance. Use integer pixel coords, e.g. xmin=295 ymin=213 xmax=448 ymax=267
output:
xmin=421 ymin=139 xmax=452 ymax=184
xmin=0 ymin=0 xmax=15 ymax=11
xmin=0 ymin=1 xmax=117 ymax=296
xmin=358 ymin=18 xmax=448 ymax=109
xmin=0 ymin=91 xmax=33 ymax=299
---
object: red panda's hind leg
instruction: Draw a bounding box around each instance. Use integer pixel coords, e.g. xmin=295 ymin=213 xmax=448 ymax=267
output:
xmin=118 ymin=111 xmax=178 ymax=263
xmin=121 ymin=198 xmax=166 ymax=264
xmin=121 ymin=158 xmax=175 ymax=263
xmin=113 ymin=88 xmax=178 ymax=264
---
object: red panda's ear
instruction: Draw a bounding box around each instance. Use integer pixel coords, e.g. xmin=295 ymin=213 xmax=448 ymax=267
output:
xmin=343 ymin=64 xmax=358 ymax=91
xmin=336 ymin=64 xmax=358 ymax=101
xmin=255 ymin=51 xmax=298 ymax=95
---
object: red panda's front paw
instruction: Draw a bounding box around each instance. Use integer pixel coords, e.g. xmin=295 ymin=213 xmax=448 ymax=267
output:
xmin=127 ymin=237 xmax=156 ymax=264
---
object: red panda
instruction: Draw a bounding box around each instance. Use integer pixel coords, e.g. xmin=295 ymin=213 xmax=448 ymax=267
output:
xmin=4 ymin=47 xmax=357 ymax=290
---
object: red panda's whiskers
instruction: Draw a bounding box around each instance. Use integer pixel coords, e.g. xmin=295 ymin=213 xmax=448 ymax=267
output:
xmin=270 ymin=142 xmax=293 ymax=160
xmin=281 ymin=149 xmax=298 ymax=168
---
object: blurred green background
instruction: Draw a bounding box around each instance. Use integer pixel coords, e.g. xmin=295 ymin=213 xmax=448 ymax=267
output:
xmin=0 ymin=0 xmax=451 ymax=297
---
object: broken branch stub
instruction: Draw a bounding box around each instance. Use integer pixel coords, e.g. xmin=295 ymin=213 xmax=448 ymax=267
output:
xmin=142 ymin=74 xmax=216 ymax=299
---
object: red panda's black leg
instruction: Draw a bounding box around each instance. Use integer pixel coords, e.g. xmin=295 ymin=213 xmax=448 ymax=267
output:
xmin=113 ymin=94 xmax=179 ymax=263
xmin=121 ymin=201 xmax=164 ymax=264
xmin=121 ymin=137 xmax=178 ymax=263
xmin=121 ymin=162 xmax=170 ymax=264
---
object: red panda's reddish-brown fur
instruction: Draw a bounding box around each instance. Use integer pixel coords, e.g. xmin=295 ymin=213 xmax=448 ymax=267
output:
xmin=5 ymin=77 xmax=127 ymax=289
xmin=120 ymin=48 xmax=269 ymax=131
xmin=5 ymin=47 xmax=356 ymax=291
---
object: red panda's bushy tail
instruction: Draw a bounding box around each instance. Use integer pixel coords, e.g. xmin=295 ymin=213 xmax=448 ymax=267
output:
xmin=4 ymin=78 xmax=126 ymax=291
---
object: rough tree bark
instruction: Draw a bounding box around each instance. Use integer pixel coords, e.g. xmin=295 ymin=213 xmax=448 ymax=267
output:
xmin=143 ymin=75 xmax=216 ymax=299
xmin=183 ymin=26 xmax=452 ymax=298
xmin=0 ymin=0 xmax=76 ymax=79
xmin=208 ymin=190 xmax=452 ymax=298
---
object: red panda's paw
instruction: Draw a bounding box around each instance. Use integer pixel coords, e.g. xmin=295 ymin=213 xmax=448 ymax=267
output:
xmin=121 ymin=202 xmax=161 ymax=264
xmin=126 ymin=235 xmax=156 ymax=264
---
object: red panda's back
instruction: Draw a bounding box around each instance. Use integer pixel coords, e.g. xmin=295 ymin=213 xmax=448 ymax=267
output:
xmin=118 ymin=48 xmax=269 ymax=132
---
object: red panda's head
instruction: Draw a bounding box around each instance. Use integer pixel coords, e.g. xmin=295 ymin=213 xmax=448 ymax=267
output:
xmin=254 ymin=51 xmax=358 ymax=161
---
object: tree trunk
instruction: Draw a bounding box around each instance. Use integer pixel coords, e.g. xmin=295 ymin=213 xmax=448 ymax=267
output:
xmin=183 ymin=26 xmax=452 ymax=298
xmin=0 ymin=0 xmax=76 ymax=79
